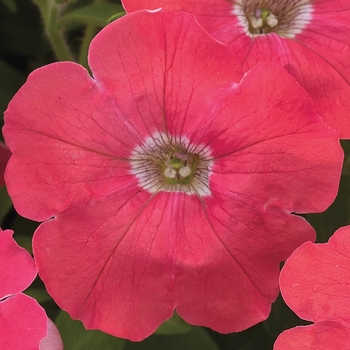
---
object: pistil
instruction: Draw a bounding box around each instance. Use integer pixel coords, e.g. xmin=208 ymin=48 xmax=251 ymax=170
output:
xmin=250 ymin=8 xmax=278 ymax=32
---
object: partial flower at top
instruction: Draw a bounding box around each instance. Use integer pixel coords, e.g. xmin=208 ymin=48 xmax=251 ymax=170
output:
xmin=122 ymin=0 xmax=350 ymax=139
xmin=0 ymin=142 xmax=10 ymax=187
xmin=3 ymin=10 xmax=343 ymax=341
xmin=0 ymin=228 xmax=63 ymax=350
xmin=275 ymin=226 xmax=350 ymax=349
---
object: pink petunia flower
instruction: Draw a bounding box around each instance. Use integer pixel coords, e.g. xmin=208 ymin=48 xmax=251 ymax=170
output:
xmin=0 ymin=228 xmax=63 ymax=350
xmin=122 ymin=0 xmax=350 ymax=139
xmin=0 ymin=142 xmax=10 ymax=187
xmin=275 ymin=225 xmax=350 ymax=349
xmin=3 ymin=10 xmax=343 ymax=341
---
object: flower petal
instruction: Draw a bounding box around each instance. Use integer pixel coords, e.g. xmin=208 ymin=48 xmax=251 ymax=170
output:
xmin=34 ymin=190 xmax=176 ymax=341
xmin=4 ymin=11 xmax=244 ymax=223
xmin=175 ymin=190 xmax=315 ymax=333
xmin=274 ymin=323 xmax=350 ymax=350
xmin=0 ymin=228 xmax=37 ymax=299
xmin=297 ymin=3 xmax=350 ymax=85
xmin=242 ymin=35 xmax=350 ymax=139
xmin=0 ymin=294 xmax=47 ymax=350
xmin=34 ymin=188 xmax=315 ymax=339
xmin=280 ymin=226 xmax=350 ymax=324
xmin=121 ymin=0 xmax=246 ymax=57
xmin=88 ymin=10 xmax=243 ymax=138
xmin=39 ymin=318 xmax=63 ymax=350
xmin=122 ymin=1 xmax=350 ymax=138
xmin=276 ymin=226 xmax=350 ymax=348
xmin=200 ymin=63 xmax=342 ymax=213
xmin=3 ymin=62 xmax=139 ymax=221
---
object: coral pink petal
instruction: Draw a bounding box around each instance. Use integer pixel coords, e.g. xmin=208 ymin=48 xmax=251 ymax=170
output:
xmin=88 ymin=10 xmax=243 ymax=137
xmin=0 ymin=142 xmax=10 ymax=187
xmin=123 ymin=1 xmax=350 ymax=139
xmin=33 ymin=187 xmax=315 ymax=339
xmin=280 ymin=226 xmax=350 ymax=325
xmin=175 ymin=191 xmax=315 ymax=333
xmin=40 ymin=318 xmax=63 ymax=350
xmin=3 ymin=62 xmax=140 ymax=221
xmin=202 ymin=63 xmax=343 ymax=213
xmin=276 ymin=225 xmax=350 ymax=349
xmin=121 ymin=0 xmax=247 ymax=56
xmin=297 ymin=4 xmax=350 ymax=84
xmin=0 ymin=294 xmax=47 ymax=350
xmin=243 ymin=35 xmax=350 ymax=138
xmin=274 ymin=323 xmax=350 ymax=350
xmin=122 ymin=0 xmax=232 ymax=14
xmin=33 ymin=190 xmax=176 ymax=341
xmin=312 ymin=0 xmax=350 ymax=17
xmin=122 ymin=0 xmax=188 ymax=11
xmin=0 ymin=228 xmax=37 ymax=299
xmin=4 ymin=11 xmax=243 ymax=223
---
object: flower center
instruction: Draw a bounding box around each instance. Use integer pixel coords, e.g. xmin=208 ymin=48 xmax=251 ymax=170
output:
xmin=130 ymin=132 xmax=212 ymax=196
xmin=233 ymin=0 xmax=313 ymax=38
xmin=162 ymin=151 xmax=199 ymax=185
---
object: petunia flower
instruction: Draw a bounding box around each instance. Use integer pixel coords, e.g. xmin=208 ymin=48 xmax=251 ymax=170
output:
xmin=274 ymin=225 xmax=350 ymax=349
xmin=3 ymin=10 xmax=343 ymax=341
xmin=0 ymin=141 xmax=10 ymax=187
xmin=122 ymin=0 xmax=350 ymax=139
xmin=0 ymin=228 xmax=63 ymax=350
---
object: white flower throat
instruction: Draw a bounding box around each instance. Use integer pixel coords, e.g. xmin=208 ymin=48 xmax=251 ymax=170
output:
xmin=130 ymin=132 xmax=213 ymax=196
xmin=233 ymin=0 xmax=313 ymax=38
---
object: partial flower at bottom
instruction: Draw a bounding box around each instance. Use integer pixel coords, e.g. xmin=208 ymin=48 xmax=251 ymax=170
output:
xmin=0 ymin=228 xmax=52 ymax=349
xmin=274 ymin=226 xmax=350 ymax=350
xmin=3 ymin=10 xmax=343 ymax=341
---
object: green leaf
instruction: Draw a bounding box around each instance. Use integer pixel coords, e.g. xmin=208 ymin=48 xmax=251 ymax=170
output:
xmin=13 ymin=234 xmax=33 ymax=254
xmin=25 ymin=287 xmax=52 ymax=303
xmin=1 ymin=0 xmax=17 ymax=12
xmin=306 ymin=140 xmax=350 ymax=243
xmin=54 ymin=0 xmax=78 ymax=4
xmin=108 ymin=12 xmax=126 ymax=24
xmin=264 ymin=294 xmax=309 ymax=339
xmin=0 ymin=1 xmax=51 ymax=59
xmin=0 ymin=60 xmax=25 ymax=120
xmin=155 ymin=312 xmax=192 ymax=335
xmin=207 ymin=323 xmax=275 ymax=350
xmin=55 ymin=310 xmax=126 ymax=350
xmin=10 ymin=216 xmax=39 ymax=254
xmin=124 ymin=327 xmax=219 ymax=350
xmin=58 ymin=3 xmax=125 ymax=28
xmin=0 ymin=186 xmax=12 ymax=224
